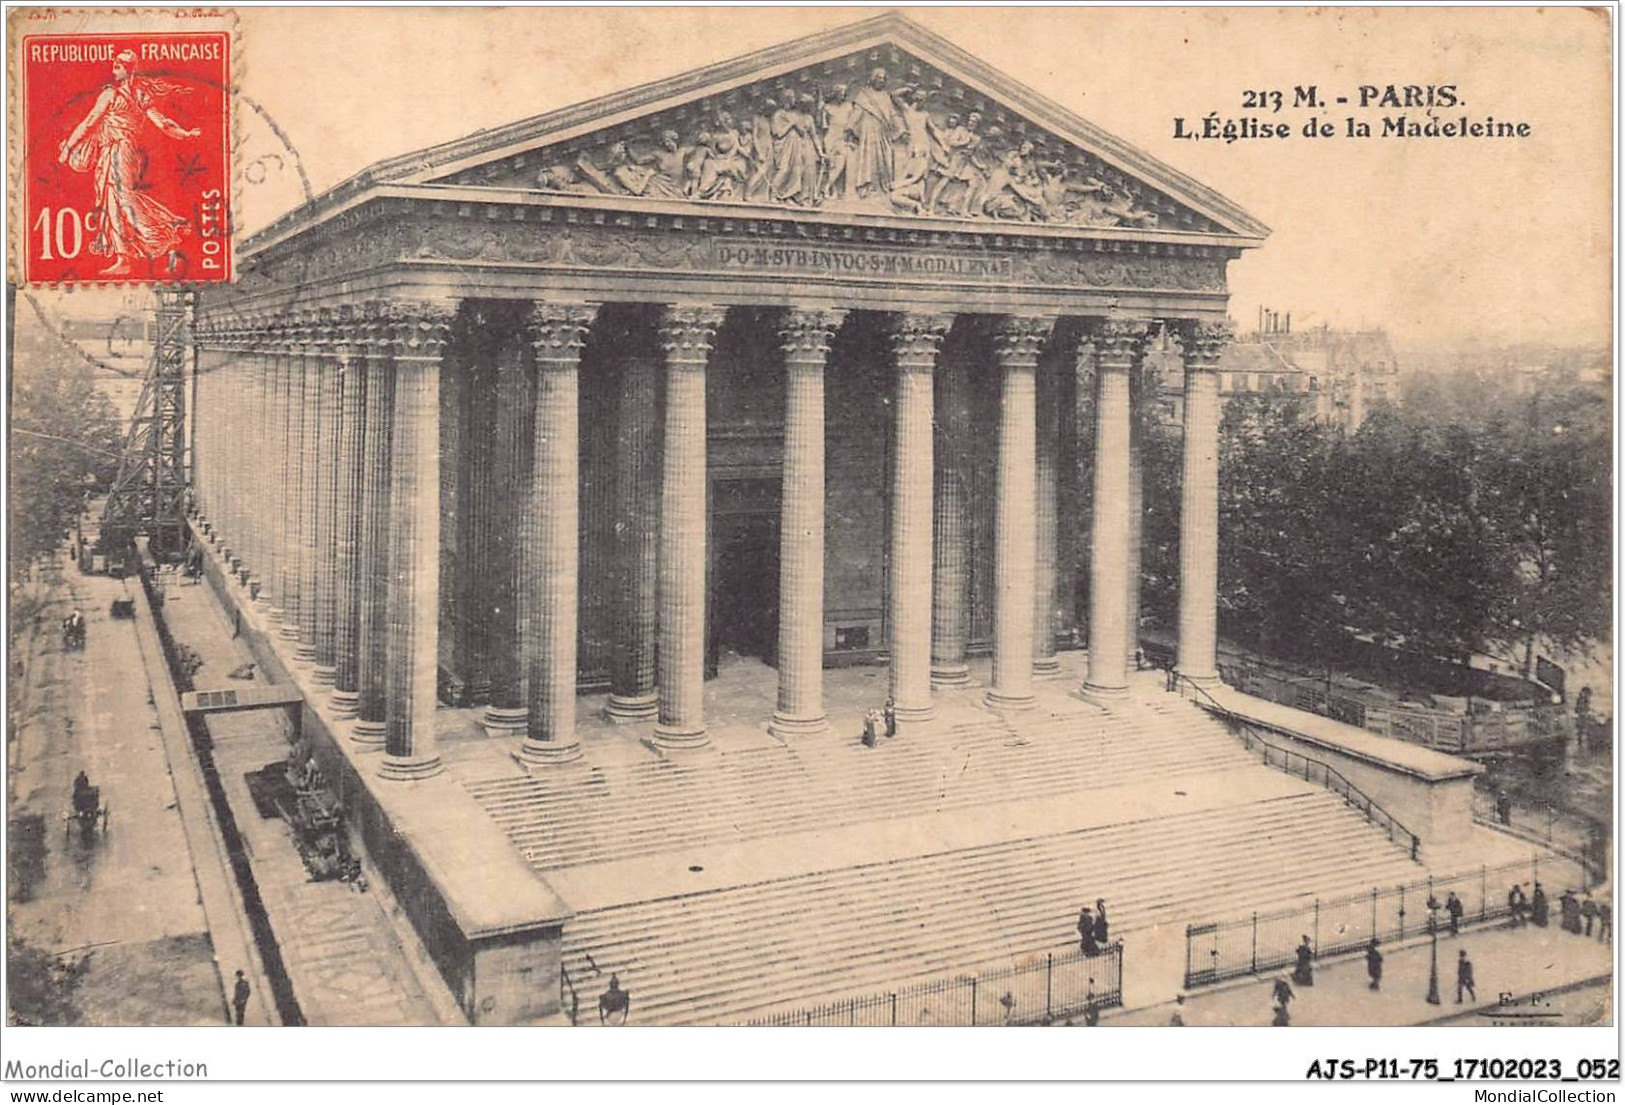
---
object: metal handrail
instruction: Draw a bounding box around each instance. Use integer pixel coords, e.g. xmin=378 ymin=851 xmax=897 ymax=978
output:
xmin=559 ymin=964 xmax=580 ymax=1026
xmin=1169 ymin=672 xmax=1422 ymax=863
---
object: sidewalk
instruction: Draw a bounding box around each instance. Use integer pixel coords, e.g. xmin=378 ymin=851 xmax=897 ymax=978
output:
xmin=1109 ymin=920 xmax=1613 ymax=1026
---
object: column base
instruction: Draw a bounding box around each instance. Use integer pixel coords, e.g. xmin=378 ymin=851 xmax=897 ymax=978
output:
xmin=1079 ymin=682 xmax=1130 ymax=705
xmin=985 ymin=690 xmax=1037 ymax=711
xmin=329 ymin=688 xmax=360 ymax=719
xmin=277 ymin=622 xmax=301 ymax=641
xmin=769 ymin=712 xmax=829 ymax=739
xmin=268 ymin=606 xmax=286 ymax=623
xmin=377 ymin=754 xmax=444 ymax=781
xmin=514 ymin=738 xmax=583 ymax=767
xmin=312 ymin=664 xmax=337 ymax=687
xmin=293 ymin=644 xmax=317 ymax=664
xmin=891 ymin=702 xmax=935 ymax=725
xmin=604 ymin=693 xmax=658 ymax=724
xmin=930 ymin=663 xmax=971 ymax=687
xmin=350 ymin=718 xmax=386 ymax=746
xmin=1032 ymin=656 xmax=1063 ymax=679
xmin=650 ymin=724 xmax=711 ymax=752
xmin=482 ymin=705 xmax=529 ymax=739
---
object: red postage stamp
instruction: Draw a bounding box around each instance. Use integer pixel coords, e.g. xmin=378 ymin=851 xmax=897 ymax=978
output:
xmin=19 ymin=28 xmax=231 ymax=284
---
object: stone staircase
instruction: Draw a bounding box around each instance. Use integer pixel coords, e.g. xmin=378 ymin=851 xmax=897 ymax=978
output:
xmin=466 ymin=701 xmax=1256 ymax=871
xmin=557 ymin=788 xmax=1428 ymax=1025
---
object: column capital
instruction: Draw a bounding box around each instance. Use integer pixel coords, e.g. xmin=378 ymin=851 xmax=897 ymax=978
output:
xmin=527 ymin=302 xmax=598 ymax=370
xmin=379 ymin=298 xmax=458 ymax=360
xmin=890 ymin=311 xmax=953 ymax=370
xmin=1093 ymin=317 xmax=1154 ymax=370
xmin=1175 ymin=319 xmax=1234 ymax=370
xmin=659 ymin=304 xmax=726 ymax=366
xmin=780 ymin=308 xmax=847 ymax=365
xmin=993 ymin=314 xmax=1057 ymax=369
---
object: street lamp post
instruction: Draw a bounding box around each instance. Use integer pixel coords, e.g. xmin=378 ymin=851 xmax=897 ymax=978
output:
xmin=1425 ymin=877 xmax=1441 ymax=1005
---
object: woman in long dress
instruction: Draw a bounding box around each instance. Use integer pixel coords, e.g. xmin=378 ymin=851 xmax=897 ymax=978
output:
xmin=57 ymin=50 xmax=200 ymax=276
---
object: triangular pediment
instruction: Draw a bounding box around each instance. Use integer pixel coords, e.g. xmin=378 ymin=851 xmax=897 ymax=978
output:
xmin=376 ymin=15 xmax=1265 ymax=240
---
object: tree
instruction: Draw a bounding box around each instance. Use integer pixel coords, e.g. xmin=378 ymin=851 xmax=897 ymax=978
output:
xmin=8 ymin=318 xmax=125 ymax=579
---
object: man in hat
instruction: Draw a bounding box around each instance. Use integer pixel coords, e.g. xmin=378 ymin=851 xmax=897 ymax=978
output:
xmin=1365 ymin=938 xmax=1384 ymax=991
xmin=1455 ymin=950 xmax=1476 ymax=1004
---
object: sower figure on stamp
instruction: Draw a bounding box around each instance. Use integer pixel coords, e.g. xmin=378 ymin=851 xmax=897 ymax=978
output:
xmin=57 ymin=49 xmax=200 ymax=276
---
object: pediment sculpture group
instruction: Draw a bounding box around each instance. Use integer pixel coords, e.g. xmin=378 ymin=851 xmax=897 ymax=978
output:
xmin=538 ymin=66 xmax=1164 ymax=228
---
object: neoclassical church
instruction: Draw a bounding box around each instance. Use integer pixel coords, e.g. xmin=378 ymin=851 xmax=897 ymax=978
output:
xmin=186 ymin=16 xmax=1513 ymax=1026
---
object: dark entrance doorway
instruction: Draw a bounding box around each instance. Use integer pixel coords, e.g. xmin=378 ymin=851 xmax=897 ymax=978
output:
xmin=708 ymin=478 xmax=780 ymax=676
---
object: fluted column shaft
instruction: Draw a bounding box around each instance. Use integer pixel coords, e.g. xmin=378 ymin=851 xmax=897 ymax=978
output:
xmin=772 ymin=309 xmax=845 ymax=737
xmin=276 ymin=325 xmax=303 ymax=639
xmin=380 ymin=301 xmax=455 ymax=780
xmin=1033 ymin=346 xmax=1061 ymax=676
xmin=653 ymin=306 xmax=725 ymax=750
xmin=987 ymin=315 xmax=1052 ymax=710
xmin=605 ymin=354 xmax=661 ymax=723
xmin=931 ymin=350 xmax=971 ymax=686
xmin=1125 ymin=362 xmax=1145 ymax=668
xmin=889 ymin=313 xmax=951 ymax=723
xmin=1083 ymin=320 xmax=1149 ymax=698
xmin=313 ymin=316 xmax=344 ymax=685
xmin=331 ymin=318 xmax=368 ymax=718
xmin=352 ymin=314 xmax=394 ymax=745
xmin=516 ymin=304 xmax=597 ymax=765
xmin=1177 ymin=321 xmax=1230 ymax=684
xmin=261 ymin=335 xmax=285 ymax=617
xmin=294 ymin=319 xmax=321 ymax=662
xmin=481 ymin=335 xmax=533 ymax=738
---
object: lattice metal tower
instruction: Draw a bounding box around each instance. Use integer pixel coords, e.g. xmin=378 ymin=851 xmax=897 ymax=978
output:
xmin=99 ymin=289 xmax=192 ymax=558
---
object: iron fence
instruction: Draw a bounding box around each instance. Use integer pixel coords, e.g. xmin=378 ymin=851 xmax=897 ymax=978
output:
xmin=741 ymin=941 xmax=1123 ymax=1026
xmin=1184 ymin=854 xmax=1589 ymax=989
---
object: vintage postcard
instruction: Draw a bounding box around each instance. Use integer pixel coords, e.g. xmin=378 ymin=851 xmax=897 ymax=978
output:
xmin=3 ymin=3 xmax=1615 ymax=1087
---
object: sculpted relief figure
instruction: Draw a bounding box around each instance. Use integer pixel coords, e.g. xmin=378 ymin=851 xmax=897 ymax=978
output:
xmin=526 ymin=60 xmax=1181 ymax=229
xmin=846 ymin=68 xmax=905 ymax=199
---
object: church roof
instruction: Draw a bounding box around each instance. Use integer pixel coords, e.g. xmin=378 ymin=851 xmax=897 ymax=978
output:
xmin=246 ymin=13 xmax=1268 ymax=257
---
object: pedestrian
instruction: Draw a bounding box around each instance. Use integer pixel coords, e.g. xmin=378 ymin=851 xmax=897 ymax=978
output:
xmin=1496 ymin=791 xmax=1513 ymax=826
xmin=231 ymin=970 xmax=251 ymax=1025
xmin=1365 ymin=938 xmax=1383 ymax=991
xmin=1168 ymin=994 xmax=1186 ymax=1026
xmin=1291 ymin=935 xmax=1314 ymax=987
xmin=1560 ymin=889 xmax=1582 ymax=935
xmin=1092 ymin=898 xmax=1109 ymax=946
xmin=1272 ymin=977 xmax=1295 ymax=1010
xmin=882 ymin=697 xmax=897 ymax=738
xmin=1455 ymin=950 xmax=1476 ymax=1004
xmin=1598 ymin=898 xmax=1612 ymax=943
xmin=1531 ymin=882 xmax=1549 ymax=927
xmin=1581 ymin=892 xmax=1598 ymax=936
xmin=861 ymin=709 xmax=879 ymax=748
xmin=1446 ymin=890 xmax=1464 ymax=937
xmin=1508 ymin=884 xmax=1528 ymax=927
xmin=1077 ymin=907 xmax=1098 ymax=955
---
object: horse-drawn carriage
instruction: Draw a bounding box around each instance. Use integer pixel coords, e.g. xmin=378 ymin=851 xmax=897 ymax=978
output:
xmin=66 ymin=774 xmax=108 ymax=839
xmin=61 ymin=613 xmax=86 ymax=652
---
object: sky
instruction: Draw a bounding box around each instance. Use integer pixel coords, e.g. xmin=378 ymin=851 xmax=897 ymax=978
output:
xmin=29 ymin=6 xmax=1616 ymax=350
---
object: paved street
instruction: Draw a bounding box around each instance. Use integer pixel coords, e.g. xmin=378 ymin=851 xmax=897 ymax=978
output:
xmin=1108 ymin=918 xmax=1612 ymax=1027
xmin=7 ymin=557 xmax=226 ymax=1025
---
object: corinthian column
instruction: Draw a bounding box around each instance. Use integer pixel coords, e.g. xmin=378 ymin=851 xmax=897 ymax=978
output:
xmin=889 ymin=312 xmax=952 ymax=724
xmin=379 ymin=300 xmax=456 ymax=781
xmin=1033 ymin=342 xmax=1062 ymax=677
xmin=605 ymin=352 xmax=661 ymax=723
xmin=275 ymin=318 xmax=303 ymax=641
xmin=293 ymin=313 xmax=322 ymax=664
xmin=1125 ymin=355 xmax=1145 ymax=670
xmin=351 ymin=305 xmax=393 ymax=746
xmin=931 ymin=347 xmax=971 ymax=687
xmin=330 ymin=310 xmax=368 ymax=719
xmin=1083 ymin=319 xmax=1149 ymax=699
xmin=313 ymin=309 xmax=345 ymax=686
xmin=515 ymin=303 xmax=597 ymax=766
xmin=652 ymin=305 xmax=725 ymax=751
xmin=987 ymin=314 xmax=1053 ymax=711
xmin=771 ymin=308 xmax=845 ymax=738
xmin=481 ymin=329 xmax=533 ymax=738
xmin=1176 ymin=320 xmax=1230 ymax=685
